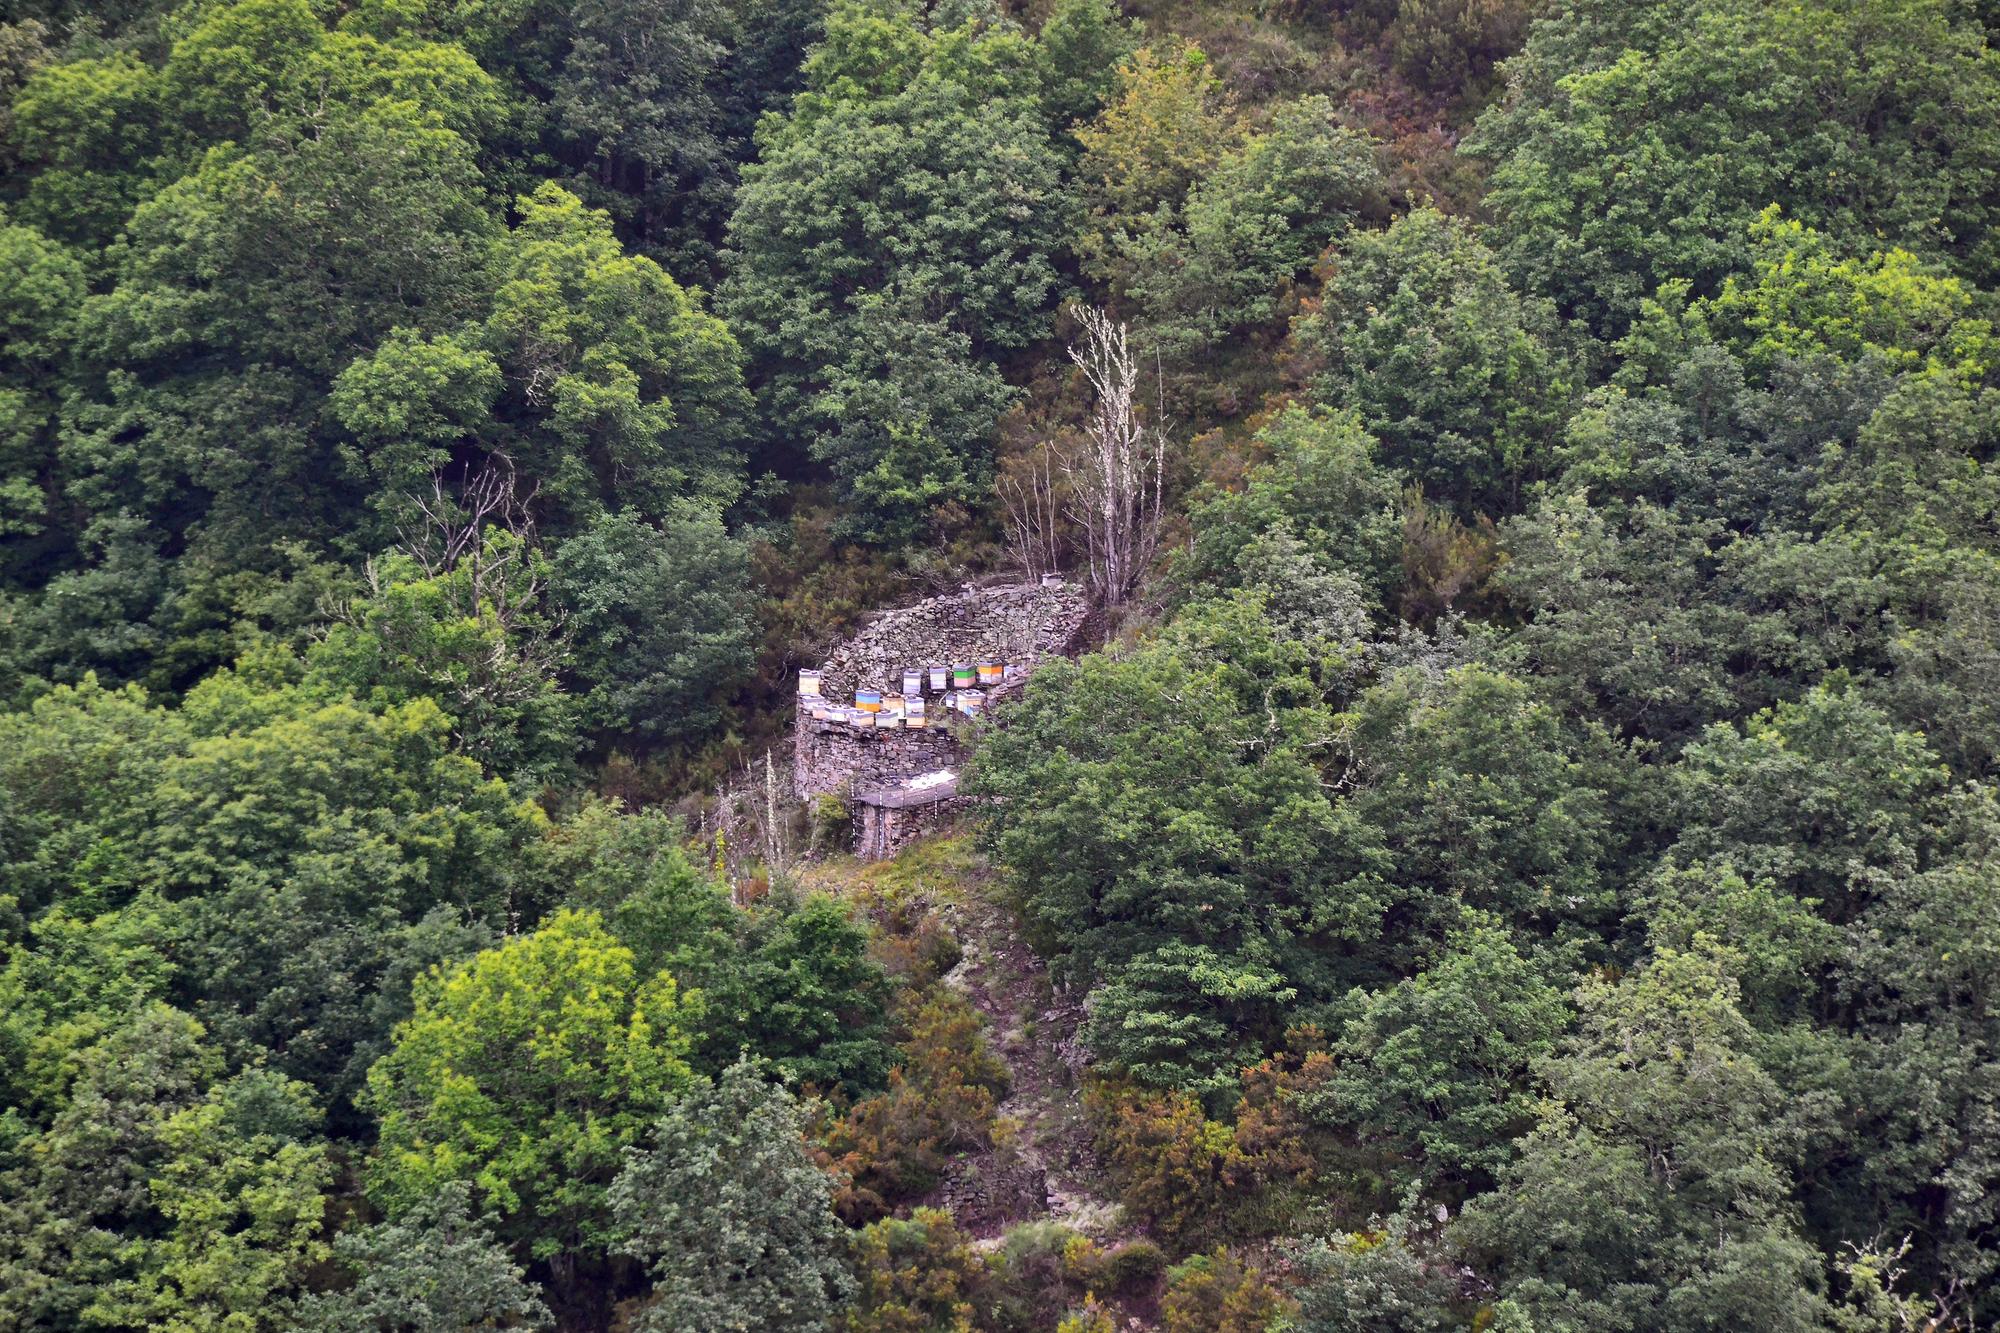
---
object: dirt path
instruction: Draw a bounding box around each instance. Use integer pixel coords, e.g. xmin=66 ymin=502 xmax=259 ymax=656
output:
xmin=940 ymin=868 xmax=1125 ymax=1239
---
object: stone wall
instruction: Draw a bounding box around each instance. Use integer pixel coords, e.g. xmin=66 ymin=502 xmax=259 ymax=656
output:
xmin=855 ymin=792 xmax=970 ymax=860
xmin=794 ymin=716 xmax=969 ymax=803
xmin=813 ymin=579 xmax=1092 ymax=702
xmin=792 ymin=578 xmax=1091 ymax=806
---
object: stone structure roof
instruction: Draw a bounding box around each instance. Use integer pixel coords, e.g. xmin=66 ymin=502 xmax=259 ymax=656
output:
xmin=791 ymin=578 xmax=1095 ymax=853
xmin=856 ymin=770 xmax=960 ymax=809
xmin=813 ymin=578 xmax=1092 ymax=701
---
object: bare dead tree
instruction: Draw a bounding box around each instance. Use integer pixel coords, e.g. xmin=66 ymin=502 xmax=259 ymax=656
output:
xmin=394 ymin=456 xmax=539 ymax=577
xmin=1059 ymin=307 xmax=1165 ymax=606
xmin=330 ymin=458 xmax=568 ymax=768
xmin=380 ymin=458 xmax=559 ymax=645
xmin=998 ymin=440 xmax=1065 ymax=581
xmin=756 ymin=749 xmax=796 ymax=881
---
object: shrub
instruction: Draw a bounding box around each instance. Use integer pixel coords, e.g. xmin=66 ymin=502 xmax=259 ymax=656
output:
xmin=819 ymin=990 xmax=1008 ymax=1222
xmin=845 ymin=1207 xmax=992 ymax=1333
xmin=811 ymin=790 xmax=853 ymax=853
xmin=1102 ymin=1239 xmax=1170 ymax=1294
xmin=1087 ymin=1079 xmax=1247 ymax=1252
xmin=1161 ymin=1249 xmax=1292 ymax=1333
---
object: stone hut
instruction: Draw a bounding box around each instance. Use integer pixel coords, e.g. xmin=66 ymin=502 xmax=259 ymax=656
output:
xmin=852 ymin=770 xmax=960 ymax=860
xmin=794 ymin=578 xmax=1092 ymax=858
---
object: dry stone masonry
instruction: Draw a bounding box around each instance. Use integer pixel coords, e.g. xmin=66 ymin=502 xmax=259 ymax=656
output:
xmin=793 ymin=578 xmax=1092 ymax=857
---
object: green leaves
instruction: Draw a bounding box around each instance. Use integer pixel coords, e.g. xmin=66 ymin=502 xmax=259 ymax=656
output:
xmin=484 ymin=183 xmax=750 ymax=520
xmin=290 ymin=1182 xmax=551 ymax=1332
xmin=363 ymin=909 xmax=698 ymax=1262
xmin=0 ymin=1007 xmax=332 ymax=1333
xmin=610 ymin=1061 xmax=853 ymax=1332
xmin=1086 ymin=944 xmax=1297 ymax=1105
xmin=723 ymin=0 xmax=1069 ymax=539
xmin=97 ymin=1069 xmax=333 ymax=1332
xmin=551 ymin=507 xmax=756 ymax=744
xmin=974 ymin=602 xmax=1627 ymax=1101
xmin=1322 ymin=921 xmax=1569 ymax=1195
xmin=1469 ymin=0 xmax=2000 ymax=337
xmin=1182 ymin=405 xmax=1402 ymax=605
xmin=1298 ymin=207 xmax=1574 ymax=516
xmin=1122 ymin=97 xmax=1385 ymax=360
xmin=1455 ymin=945 xmax=1837 ymax=1333
xmin=333 ymin=183 xmax=752 ymax=528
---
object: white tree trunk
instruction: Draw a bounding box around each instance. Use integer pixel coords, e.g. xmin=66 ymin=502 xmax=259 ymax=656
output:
xmin=1060 ymin=307 xmax=1164 ymax=606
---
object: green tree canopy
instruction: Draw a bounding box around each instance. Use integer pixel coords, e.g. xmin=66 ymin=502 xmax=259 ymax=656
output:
xmin=1467 ymin=0 xmax=2000 ymax=337
xmin=1454 ymin=945 xmax=1836 ymax=1332
xmin=1296 ymin=207 xmax=1575 ymax=516
xmin=551 ymin=506 xmax=757 ymax=745
xmin=289 ymin=1182 xmax=553 ymax=1332
xmin=722 ymin=0 xmax=1069 ymax=538
xmin=610 ymin=1060 xmax=854 ymax=1331
xmin=362 ymin=910 xmax=698 ymax=1274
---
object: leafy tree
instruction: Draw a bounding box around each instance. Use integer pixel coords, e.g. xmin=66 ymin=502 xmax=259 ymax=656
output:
xmin=801 ymin=289 xmax=1017 ymax=544
xmin=362 ymin=910 xmax=698 ymax=1281
xmin=1181 ymin=405 xmax=1403 ymax=605
xmin=1123 ymin=98 xmax=1384 ymax=358
xmin=1289 ymin=1224 xmax=1462 ymax=1333
xmin=332 ymin=183 xmax=751 ymax=526
xmin=1296 ymin=207 xmax=1574 ymax=515
xmin=1073 ymin=41 xmax=1241 ymax=286
xmin=545 ymin=802 xmax=740 ymax=980
xmin=1086 ymin=943 xmax=1297 ymax=1105
xmin=551 ymin=0 xmax=732 ymax=259
xmin=1321 ymin=920 xmax=1569 ymax=1195
xmin=1466 ymin=0 xmax=2000 ymax=336
xmin=0 ymin=674 xmax=186 ymax=923
xmin=968 ymin=596 xmax=1349 ymax=1000
xmin=1618 ymin=209 xmax=1998 ymax=388
xmin=289 ymin=1182 xmax=552 ymax=1333
xmin=1668 ymin=683 xmax=1953 ymax=923
xmin=723 ymin=0 xmax=1067 ymax=536
xmin=1033 ymin=0 xmax=1139 ymax=132
xmin=0 ymin=901 xmax=176 ymax=1122
xmin=1840 ymin=794 xmax=2000 ymax=1302
xmin=1632 ymin=862 xmax=1840 ymax=1031
xmin=0 ymin=1006 xmax=331 ymax=1333
xmin=0 ymin=664 xmax=543 ymax=927
xmin=67 ymin=85 xmax=496 ymax=557
xmin=8 ymin=49 xmax=161 ymax=247
xmin=844 ymin=1207 xmax=991 ymax=1333
xmin=693 ymin=893 xmax=893 ymax=1095
xmin=0 ymin=216 xmax=86 ymax=582
xmin=975 ymin=601 xmax=1624 ymax=1094
xmin=552 ymin=507 xmax=756 ymax=745
xmin=0 ymin=516 xmax=176 ymax=699
xmin=1454 ymin=945 xmax=1837 ymax=1332
xmin=91 ymin=1068 xmax=333 ymax=1332
xmin=1811 ymin=367 xmax=2000 ymax=557
xmin=610 ymin=1060 xmax=854 ymax=1332
xmin=1881 ymin=563 xmax=2000 ymax=777
xmin=178 ymin=887 xmax=497 ymax=1125
xmin=550 ymin=806 xmax=894 ymax=1092
xmin=1333 ymin=664 xmax=1633 ymax=959
xmin=149 ymin=665 xmax=544 ymax=913
xmin=307 ymin=528 xmax=577 ymax=784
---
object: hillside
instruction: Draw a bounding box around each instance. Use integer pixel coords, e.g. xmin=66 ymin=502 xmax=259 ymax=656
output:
xmin=4 ymin=0 xmax=2000 ymax=1326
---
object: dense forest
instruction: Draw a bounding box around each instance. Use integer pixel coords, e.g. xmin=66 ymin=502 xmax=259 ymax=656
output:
xmin=4 ymin=0 xmax=2000 ymax=1325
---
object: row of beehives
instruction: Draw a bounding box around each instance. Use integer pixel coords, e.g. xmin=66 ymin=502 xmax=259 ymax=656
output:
xmin=798 ymin=661 xmax=1020 ymax=730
